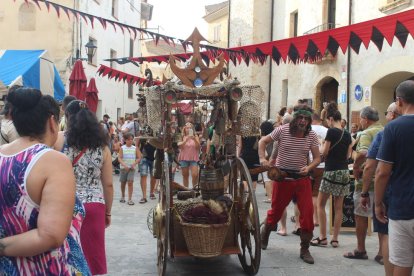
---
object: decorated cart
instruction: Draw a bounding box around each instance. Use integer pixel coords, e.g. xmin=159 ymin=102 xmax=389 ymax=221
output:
xmin=141 ymin=29 xmax=269 ymax=276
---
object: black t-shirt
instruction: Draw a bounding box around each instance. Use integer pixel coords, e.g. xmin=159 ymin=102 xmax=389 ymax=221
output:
xmin=325 ymin=128 xmax=352 ymax=171
xmin=140 ymin=140 xmax=156 ymax=162
xmin=241 ymin=136 xmax=259 ymax=167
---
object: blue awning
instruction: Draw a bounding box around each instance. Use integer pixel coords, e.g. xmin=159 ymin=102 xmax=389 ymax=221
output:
xmin=0 ymin=50 xmax=65 ymax=101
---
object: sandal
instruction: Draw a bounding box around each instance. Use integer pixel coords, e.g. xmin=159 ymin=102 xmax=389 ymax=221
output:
xmin=127 ymin=200 xmax=135 ymax=205
xmin=330 ymin=240 xmax=339 ymax=248
xmin=374 ymin=255 xmax=384 ymax=265
xmin=343 ymin=249 xmax=368 ymax=260
xmin=290 ymin=216 xmax=296 ymax=223
xmin=150 ymin=194 xmax=156 ymax=200
xmin=292 ymin=228 xmax=301 ymax=236
xmin=119 ymin=198 xmax=126 ymax=203
xmin=310 ymin=237 xmax=328 ymax=247
xmin=139 ymin=198 xmax=147 ymax=204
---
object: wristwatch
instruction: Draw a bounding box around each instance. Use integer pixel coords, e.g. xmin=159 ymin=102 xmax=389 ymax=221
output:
xmin=361 ymin=192 xmax=369 ymax=198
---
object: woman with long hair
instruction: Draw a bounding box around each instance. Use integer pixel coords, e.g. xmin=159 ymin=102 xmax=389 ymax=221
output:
xmin=177 ymin=122 xmax=200 ymax=188
xmin=0 ymin=87 xmax=90 ymax=275
xmin=55 ymin=100 xmax=113 ymax=275
xmin=311 ymin=103 xmax=352 ymax=248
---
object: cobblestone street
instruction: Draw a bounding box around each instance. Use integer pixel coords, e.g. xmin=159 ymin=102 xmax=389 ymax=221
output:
xmin=106 ymin=173 xmax=384 ymax=276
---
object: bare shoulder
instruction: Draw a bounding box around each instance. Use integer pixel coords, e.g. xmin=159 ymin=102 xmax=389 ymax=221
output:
xmin=41 ymin=150 xmax=72 ymax=168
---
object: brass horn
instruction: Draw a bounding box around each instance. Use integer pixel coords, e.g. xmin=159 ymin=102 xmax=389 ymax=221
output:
xmin=164 ymin=90 xmax=177 ymax=104
xmin=229 ymin=87 xmax=243 ymax=101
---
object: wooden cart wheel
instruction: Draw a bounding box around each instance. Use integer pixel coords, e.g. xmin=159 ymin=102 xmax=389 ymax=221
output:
xmin=231 ymin=157 xmax=261 ymax=275
xmin=157 ymin=154 xmax=171 ymax=276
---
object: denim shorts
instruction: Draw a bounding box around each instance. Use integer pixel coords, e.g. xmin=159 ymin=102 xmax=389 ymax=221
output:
xmin=139 ymin=158 xmax=153 ymax=176
xmin=179 ymin=160 xmax=198 ymax=168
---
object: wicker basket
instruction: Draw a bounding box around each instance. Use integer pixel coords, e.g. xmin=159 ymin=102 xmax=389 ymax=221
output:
xmin=180 ymin=221 xmax=230 ymax=258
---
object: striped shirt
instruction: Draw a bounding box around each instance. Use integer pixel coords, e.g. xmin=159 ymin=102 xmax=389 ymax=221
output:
xmin=121 ymin=145 xmax=137 ymax=167
xmin=270 ymin=124 xmax=319 ymax=171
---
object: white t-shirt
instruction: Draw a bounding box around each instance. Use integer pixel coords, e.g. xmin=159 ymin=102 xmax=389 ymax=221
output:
xmin=311 ymin=124 xmax=328 ymax=168
xmin=122 ymin=120 xmax=139 ymax=136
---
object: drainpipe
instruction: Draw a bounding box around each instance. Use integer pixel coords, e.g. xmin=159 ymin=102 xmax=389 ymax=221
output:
xmin=227 ymin=0 xmax=231 ymax=79
xmin=267 ymin=0 xmax=275 ymax=119
xmin=227 ymin=1 xmax=231 ymax=49
xmin=346 ymin=0 xmax=352 ymax=128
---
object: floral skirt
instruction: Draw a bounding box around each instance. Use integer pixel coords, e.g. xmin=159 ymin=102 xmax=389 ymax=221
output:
xmin=319 ymin=169 xmax=350 ymax=197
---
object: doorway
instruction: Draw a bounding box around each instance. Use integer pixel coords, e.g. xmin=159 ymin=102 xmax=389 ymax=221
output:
xmin=316 ymin=76 xmax=338 ymax=113
xmin=372 ymin=72 xmax=414 ymax=124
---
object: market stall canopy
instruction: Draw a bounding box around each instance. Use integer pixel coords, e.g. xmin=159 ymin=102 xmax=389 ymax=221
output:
xmin=85 ymin=77 xmax=99 ymax=114
xmin=0 ymin=50 xmax=65 ymax=101
xmin=0 ymin=80 xmax=7 ymax=98
xmin=69 ymin=60 xmax=87 ymax=101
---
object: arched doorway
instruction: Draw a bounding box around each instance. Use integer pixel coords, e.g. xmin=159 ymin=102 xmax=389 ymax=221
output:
xmin=315 ymin=76 xmax=338 ymax=113
xmin=372 ymin=71 xmax=414 ymax=124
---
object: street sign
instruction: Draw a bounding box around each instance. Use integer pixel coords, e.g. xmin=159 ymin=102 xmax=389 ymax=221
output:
xmin=354 ymin=85 xmax=363 ymax=101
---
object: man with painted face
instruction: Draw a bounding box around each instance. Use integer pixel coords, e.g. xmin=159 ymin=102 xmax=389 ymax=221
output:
xmin=258 ymin=104 xmax=321 ymax=264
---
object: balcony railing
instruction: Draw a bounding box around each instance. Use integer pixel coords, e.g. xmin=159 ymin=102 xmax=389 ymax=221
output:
xmin=303 ymin=23 xmax=339 ymax=35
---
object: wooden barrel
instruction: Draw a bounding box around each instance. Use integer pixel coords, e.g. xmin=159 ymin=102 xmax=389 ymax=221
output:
xmin=199 ymin=168 xmax=225 ymax=200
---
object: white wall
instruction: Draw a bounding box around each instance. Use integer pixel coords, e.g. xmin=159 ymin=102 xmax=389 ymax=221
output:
xmin=75 ymin=0 xmax=142 ymax=121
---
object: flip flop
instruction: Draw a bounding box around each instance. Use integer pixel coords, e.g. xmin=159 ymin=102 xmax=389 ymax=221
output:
xmin=310 ymin=237 xmax=328 ymax=247
xmin=330 ymin=240 xmax=339 ymax=248
xmin=343 ymin=249 xmax=368 ymax=260
xmin=292 ymin=228 xmax=301 ymax=236
xmin=276 ymin=231 xmax=287 ymax=236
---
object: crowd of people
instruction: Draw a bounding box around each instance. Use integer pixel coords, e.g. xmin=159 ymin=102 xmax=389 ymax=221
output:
xmin=1 ymin=80 xmax=414 ymax=275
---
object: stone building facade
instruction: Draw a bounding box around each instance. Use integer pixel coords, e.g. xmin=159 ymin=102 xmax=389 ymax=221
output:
xmin=0 ymin=0 xmax=143 ymax=120
xmin=227 ymin=0 xmax=414 ymax=124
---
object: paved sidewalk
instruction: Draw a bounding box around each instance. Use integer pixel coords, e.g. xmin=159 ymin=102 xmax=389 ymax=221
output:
xmin=106 ymin=173 xmax=384 ymax=275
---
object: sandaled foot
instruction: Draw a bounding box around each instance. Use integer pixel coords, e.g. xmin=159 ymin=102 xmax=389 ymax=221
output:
xmin=276 ymin=230 xmax=287 ymax=236
xmin=310 ymin=237 xmax=328 ymax=247
xmin=330 ymin=240 xmax=339 ymax=248
xmin=139 ymin=198 xmax=147 ymax=204
xmin=374 ymin=255 xmax=384 ymax=265
xmin=150 ymin=194 xmax=156 ymax=200
xmin=119 ymin=198 xmax=126 ymax=203
xmin=343 ymin=249 xmax=368 ymax=259
xmin=292 ymin=228 xmax=301 ymax=236
xmin=127 ymin=200 xmax=135 ymax=205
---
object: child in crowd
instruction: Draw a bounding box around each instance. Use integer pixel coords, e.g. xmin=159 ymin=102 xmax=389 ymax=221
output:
xmin=118 ymin=133 xmax=141 ymax=205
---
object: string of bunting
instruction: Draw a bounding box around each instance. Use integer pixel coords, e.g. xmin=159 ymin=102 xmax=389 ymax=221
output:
xmin=97 ymin=64 xmax=162 ymax=86
xmin=107 ymin=8 xmax=414 ymax=66
xmin=17 ymin=0 xmax=414 ymax=65
xmin=16 ymin=0 xmax=264 ymax=63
